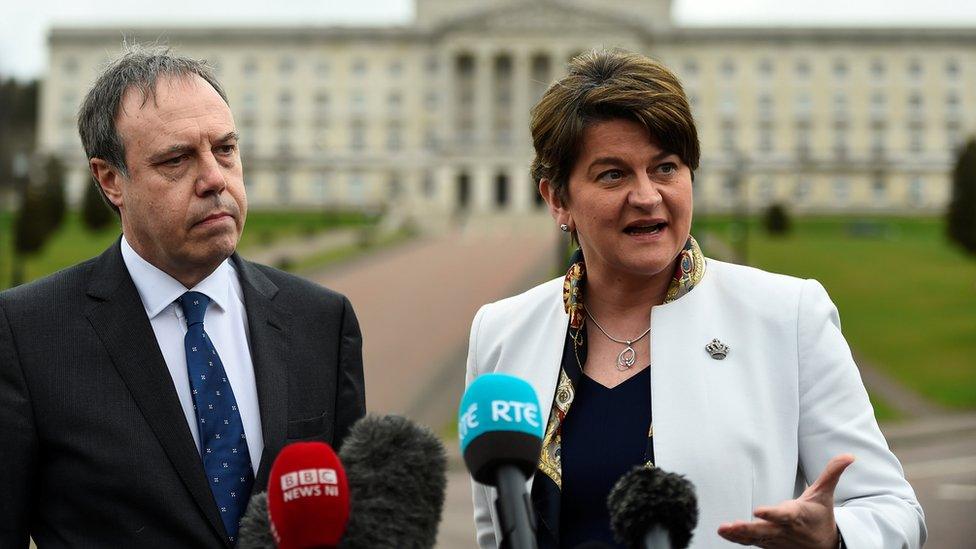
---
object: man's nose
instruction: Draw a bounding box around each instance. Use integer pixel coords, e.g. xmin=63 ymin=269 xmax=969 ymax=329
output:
xmin=196 ymin=153 xmax=227 ymax=195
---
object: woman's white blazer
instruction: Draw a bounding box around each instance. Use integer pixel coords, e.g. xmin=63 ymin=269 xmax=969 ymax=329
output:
xmin=465 ymin=258 xmax=925 ymax=548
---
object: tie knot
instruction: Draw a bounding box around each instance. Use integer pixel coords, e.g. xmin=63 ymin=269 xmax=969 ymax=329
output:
xmin=178 ymin=291 xmax=211 ymax=327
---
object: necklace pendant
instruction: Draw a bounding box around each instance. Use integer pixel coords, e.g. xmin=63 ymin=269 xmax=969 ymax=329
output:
xmin=616 ymin=346 xmax=637 ymax=370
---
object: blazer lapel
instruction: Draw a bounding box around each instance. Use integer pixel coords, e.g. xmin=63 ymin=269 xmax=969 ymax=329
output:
xmin=233 ymin=255 xmax=289 ymax=491
xmin=84 ymin=240 xmax=228 ymax=544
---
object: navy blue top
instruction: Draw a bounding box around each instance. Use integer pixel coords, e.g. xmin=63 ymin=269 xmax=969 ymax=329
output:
xmin=559 ymin=365 xmax=652 ymax=548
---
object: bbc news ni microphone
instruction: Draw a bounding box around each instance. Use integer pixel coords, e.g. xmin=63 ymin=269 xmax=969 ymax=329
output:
xmin=238 ymin=414 xmax=447 ymax=549
xmin=458 ymin=372 xmax=545 ymax=549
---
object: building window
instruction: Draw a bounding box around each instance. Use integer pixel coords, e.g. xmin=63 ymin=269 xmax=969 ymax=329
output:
xmin=833 ymin=177 xmax=850 ymax=204
xmin=243 ymin=57 xmax=258 ymax=78
xmin=315 ymin=60 xmax=330 ymax=77
xmin=720 ymin=91 xmax=737 ymax=118
xmin=870 ymin=59 xmax=885 ymax=78
xmin=908 ymin=58 xmax=923 ymax=81
xmin=721 ymin=59 xmax=735 ymax=78
xmin=947 ymin=122 xmax=962 ymax=151
xmin=278 ymin=57 xmax=295 ymax=76
xmin=423 ymin=171 xmax=436 ymax=198
xmin=757 ymin=58 xmax=774 ymax=77
xmin=386 ymin=122 xmax=402 ymax=151
xmin=351 ymin=58 xmax=367 ymax=76
xmin=909 ymin=176 xmax=924 ymax=204
xmin=388 ymin=59 xmax=403 ymax=76
xmin=794 ymin=177 xmax=811 ymax=203
xmin=351 ymin=90 xmax=366 ymax=113
xmin=683 ymin=59 xmax=699 ymax=77
xmin=387 ymin=91 xmax=402 ymax=111
xmin=871 ymin=123 xmax=885 ymax=156
xmin=424 ymin=126 xmax=438 ymax=150
xmin=946 ymin=92 xmax=960 ymax=117
xmin=425 ymin=91 xmax=438 ymax=109
xmin=872 ymin=175 xmax=887 ymax=203
xmin=834 ymin=123 xmax=848 ymax=159
xmin=795 ymin=122 xmax=811 ymax=156
xmin=794 ymin=92 xmax=812 ymax=119
xmin=350 ymin=120 xmax=366 ymax=151
xmin=315 ymin=92 xmax=329 ymax=118
xmin=795 ymin=59 xmax=811 ymax=79
xmin=870 ymin=92 xmax=886 ymax=120
xmin=758 ymin=93 xmax=773 ymax=119
xmin=314 ymin=171 xmax=330 ymax=202
xmin=909 ymin=124 xmax=924 ymax=153
xmin=759 ymin=177 xmax=774 ymax=204
xmin=349 ymin=173 xmax=365 ymax=204
xmin=721 ymin=122 xmax=736 ymax=152
xmin=276 ymin=172 xmax=291 ymax=204
xmin=832 ymin=92 xmax=847 ymax=115
xmin=388 ymin=175 xmax=402 ymax=198
xmin=832 ymin=59 xmax=848 ymax=78
xmin=758 ymin=123 xmax=773 ymax=153
xmin=946 ymin=58 xmax=960 ymax=80
xmin=425 ymin=55 xmax=439 ymax=74
xmin=63 ymin=57 xmax=78 ymax=74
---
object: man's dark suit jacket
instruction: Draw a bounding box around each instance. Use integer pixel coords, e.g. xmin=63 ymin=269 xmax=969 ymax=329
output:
xmin=0 ymin=240 xmax=366 ymax=548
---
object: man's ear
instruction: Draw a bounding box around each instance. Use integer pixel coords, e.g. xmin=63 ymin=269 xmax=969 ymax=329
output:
xmin=89 ymin=158 xmax=124 ymax=210
xmin=538 ymin=178 xmax=573 ymax=231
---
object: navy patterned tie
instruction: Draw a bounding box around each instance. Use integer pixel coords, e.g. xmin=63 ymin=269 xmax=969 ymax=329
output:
xmin=179 ymin=291 xmax=254 ymax=544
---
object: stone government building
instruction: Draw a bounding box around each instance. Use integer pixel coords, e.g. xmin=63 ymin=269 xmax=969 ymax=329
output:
xmin=40 ymin=0 xmax=975 ymax=217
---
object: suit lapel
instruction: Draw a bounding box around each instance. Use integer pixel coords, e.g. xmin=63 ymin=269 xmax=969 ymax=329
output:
xmin=232 ymin=255 xmax=289 ymax=491
xmin=84 ymin=240 xmax=228 ymax=545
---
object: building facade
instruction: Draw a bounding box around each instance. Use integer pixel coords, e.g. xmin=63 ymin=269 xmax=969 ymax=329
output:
xmin=40 ymin=0 xmax=976 ymax=216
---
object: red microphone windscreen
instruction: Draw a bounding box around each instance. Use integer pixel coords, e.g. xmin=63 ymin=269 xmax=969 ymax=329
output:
xmin=267 ymin=442 xmax=350 ymax=549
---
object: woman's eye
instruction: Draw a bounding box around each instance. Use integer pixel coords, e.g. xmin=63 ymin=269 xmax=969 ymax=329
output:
xmin=658 ymin=163 xmax=677 ymax=175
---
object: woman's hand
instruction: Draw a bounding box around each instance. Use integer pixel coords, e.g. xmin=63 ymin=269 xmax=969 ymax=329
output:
xmin=717 ymin=454 xmax=855 ymax=548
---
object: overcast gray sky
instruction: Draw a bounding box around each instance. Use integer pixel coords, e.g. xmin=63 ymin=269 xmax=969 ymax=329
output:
xmin=3 ymin=0 xmax=976 ymax=80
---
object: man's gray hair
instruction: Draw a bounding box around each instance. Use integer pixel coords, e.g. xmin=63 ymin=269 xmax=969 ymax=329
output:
xmin=78 ymin=43 xmax=228 ymax=212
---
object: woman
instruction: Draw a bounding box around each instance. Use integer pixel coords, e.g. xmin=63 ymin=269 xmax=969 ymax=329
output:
xmin=465 ymin=50 xmax=925 ymax=548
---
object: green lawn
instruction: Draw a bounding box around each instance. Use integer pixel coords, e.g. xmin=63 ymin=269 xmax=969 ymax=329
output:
xmin=695 ymin=216 xmax=976 ymax=411
xmin=0 ymin=210 xmax=377 ymax=290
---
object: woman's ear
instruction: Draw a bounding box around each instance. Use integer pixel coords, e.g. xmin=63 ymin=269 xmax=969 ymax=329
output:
xmin=539 ymin=178 xmax=573 ymax=231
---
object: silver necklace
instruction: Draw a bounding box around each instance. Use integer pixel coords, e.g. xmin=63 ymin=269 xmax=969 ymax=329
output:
xmin=583 ymin=305 xmax=650 ymax=371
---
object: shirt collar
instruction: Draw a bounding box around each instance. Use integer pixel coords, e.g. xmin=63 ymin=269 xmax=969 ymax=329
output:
xmin=120 ymin=236 xmax=235 ymax=319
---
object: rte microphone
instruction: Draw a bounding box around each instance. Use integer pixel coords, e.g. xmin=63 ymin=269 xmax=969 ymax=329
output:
xmin=338 ymin=414 xmax=447 ymax=549
xmin=606 ymin=465 xmax=698 ymax=549
xmin=256 ymin=441 xmax=350 ymax=549
xmin=458 ymin=373 xmax=544 ymax=549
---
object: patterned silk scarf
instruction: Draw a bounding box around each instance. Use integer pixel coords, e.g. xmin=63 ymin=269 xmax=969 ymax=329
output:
xmin=531 ymin=236 xmax=706 ymax=546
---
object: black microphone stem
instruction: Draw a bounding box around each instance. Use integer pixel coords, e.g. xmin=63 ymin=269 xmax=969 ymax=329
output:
xmin=494 ymin=464 xmax=537 ymax=549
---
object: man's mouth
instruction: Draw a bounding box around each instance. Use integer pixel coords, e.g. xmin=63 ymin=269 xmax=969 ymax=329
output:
xmin=195 ymin=212 xmax=233 ymax=226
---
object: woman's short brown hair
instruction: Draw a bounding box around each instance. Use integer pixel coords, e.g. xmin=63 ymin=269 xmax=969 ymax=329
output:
xmin=530 ymin=49 xmax=700 ymax=203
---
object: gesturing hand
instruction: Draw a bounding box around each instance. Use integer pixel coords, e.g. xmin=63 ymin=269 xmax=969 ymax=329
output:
xmin=717 ymin=454 xmax=855 ymax=548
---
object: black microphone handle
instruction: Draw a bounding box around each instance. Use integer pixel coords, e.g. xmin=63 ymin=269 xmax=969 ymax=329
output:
xmin=494 ymin=464 xmax=538 ymax=549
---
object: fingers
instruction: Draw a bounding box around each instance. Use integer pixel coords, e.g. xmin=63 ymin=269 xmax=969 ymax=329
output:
xmin=753 ymin=500 xmax=802 ymax=525
xmin=808 ymin=454 xmax=855 ymax=497
xmin=718 ymin=519 xmax=781 ymax=547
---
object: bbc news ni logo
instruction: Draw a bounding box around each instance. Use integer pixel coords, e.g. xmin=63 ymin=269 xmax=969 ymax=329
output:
xmin=280 ymin=468 xmax=340 ymax=501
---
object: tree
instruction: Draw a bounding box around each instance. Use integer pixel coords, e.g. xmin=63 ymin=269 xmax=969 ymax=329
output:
xmin=40 ymin=154 xmax=67 ymax=230
xmin=947 ymin=138 xmax=976 ymax=256
xmin=81 ymin=180 xmax=115 ymax=231
xmin=764 ymin=203 xmax=792 ymax=236
xmin=11 ymin=186 xmax=51 ymax=286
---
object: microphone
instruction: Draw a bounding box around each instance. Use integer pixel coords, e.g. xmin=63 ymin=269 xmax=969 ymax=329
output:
xmin=606 ymin=465 xmax=698 ymax=549
xmin=238 ymin=491 xmax=275 ymax=549
xmin=264 ymin=441 xmax=350 ymax=549
xmin=458 ymin=373 xmax=544 ymax=549
xmin=338 ymin=414 xmax=447 ymax=549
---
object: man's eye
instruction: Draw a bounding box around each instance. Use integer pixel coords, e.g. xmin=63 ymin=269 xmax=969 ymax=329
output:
xmin=164 ymin=155 xmax=187 ymax=166
xmin=217 ymin=145 xmax=236 ymax=155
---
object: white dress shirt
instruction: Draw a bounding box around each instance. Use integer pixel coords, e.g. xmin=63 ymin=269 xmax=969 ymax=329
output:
xmin=121 ymin=237 xmax=264 ymax=474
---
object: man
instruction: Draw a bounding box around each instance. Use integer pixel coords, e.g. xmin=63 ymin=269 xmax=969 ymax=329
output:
xmin=0 ymin=46 xmax=366 ymax=547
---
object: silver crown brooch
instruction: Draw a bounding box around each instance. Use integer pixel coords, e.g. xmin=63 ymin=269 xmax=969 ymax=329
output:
xmin=706 ymin=339 xmax=730 ymax=360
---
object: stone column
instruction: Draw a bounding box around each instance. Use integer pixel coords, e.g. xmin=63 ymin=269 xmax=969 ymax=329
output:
xmin=511 ymin=164 xmax=533 ymax=213
xmin=439 ymin=48 xmax=457 ymax=153
xmin=512 ymin=47 xmax=532 ymax=150
xmin=474 ymin=46 xmax=493 ymax=151
xmin=473 ymin=164 xmax=494 ymax=213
